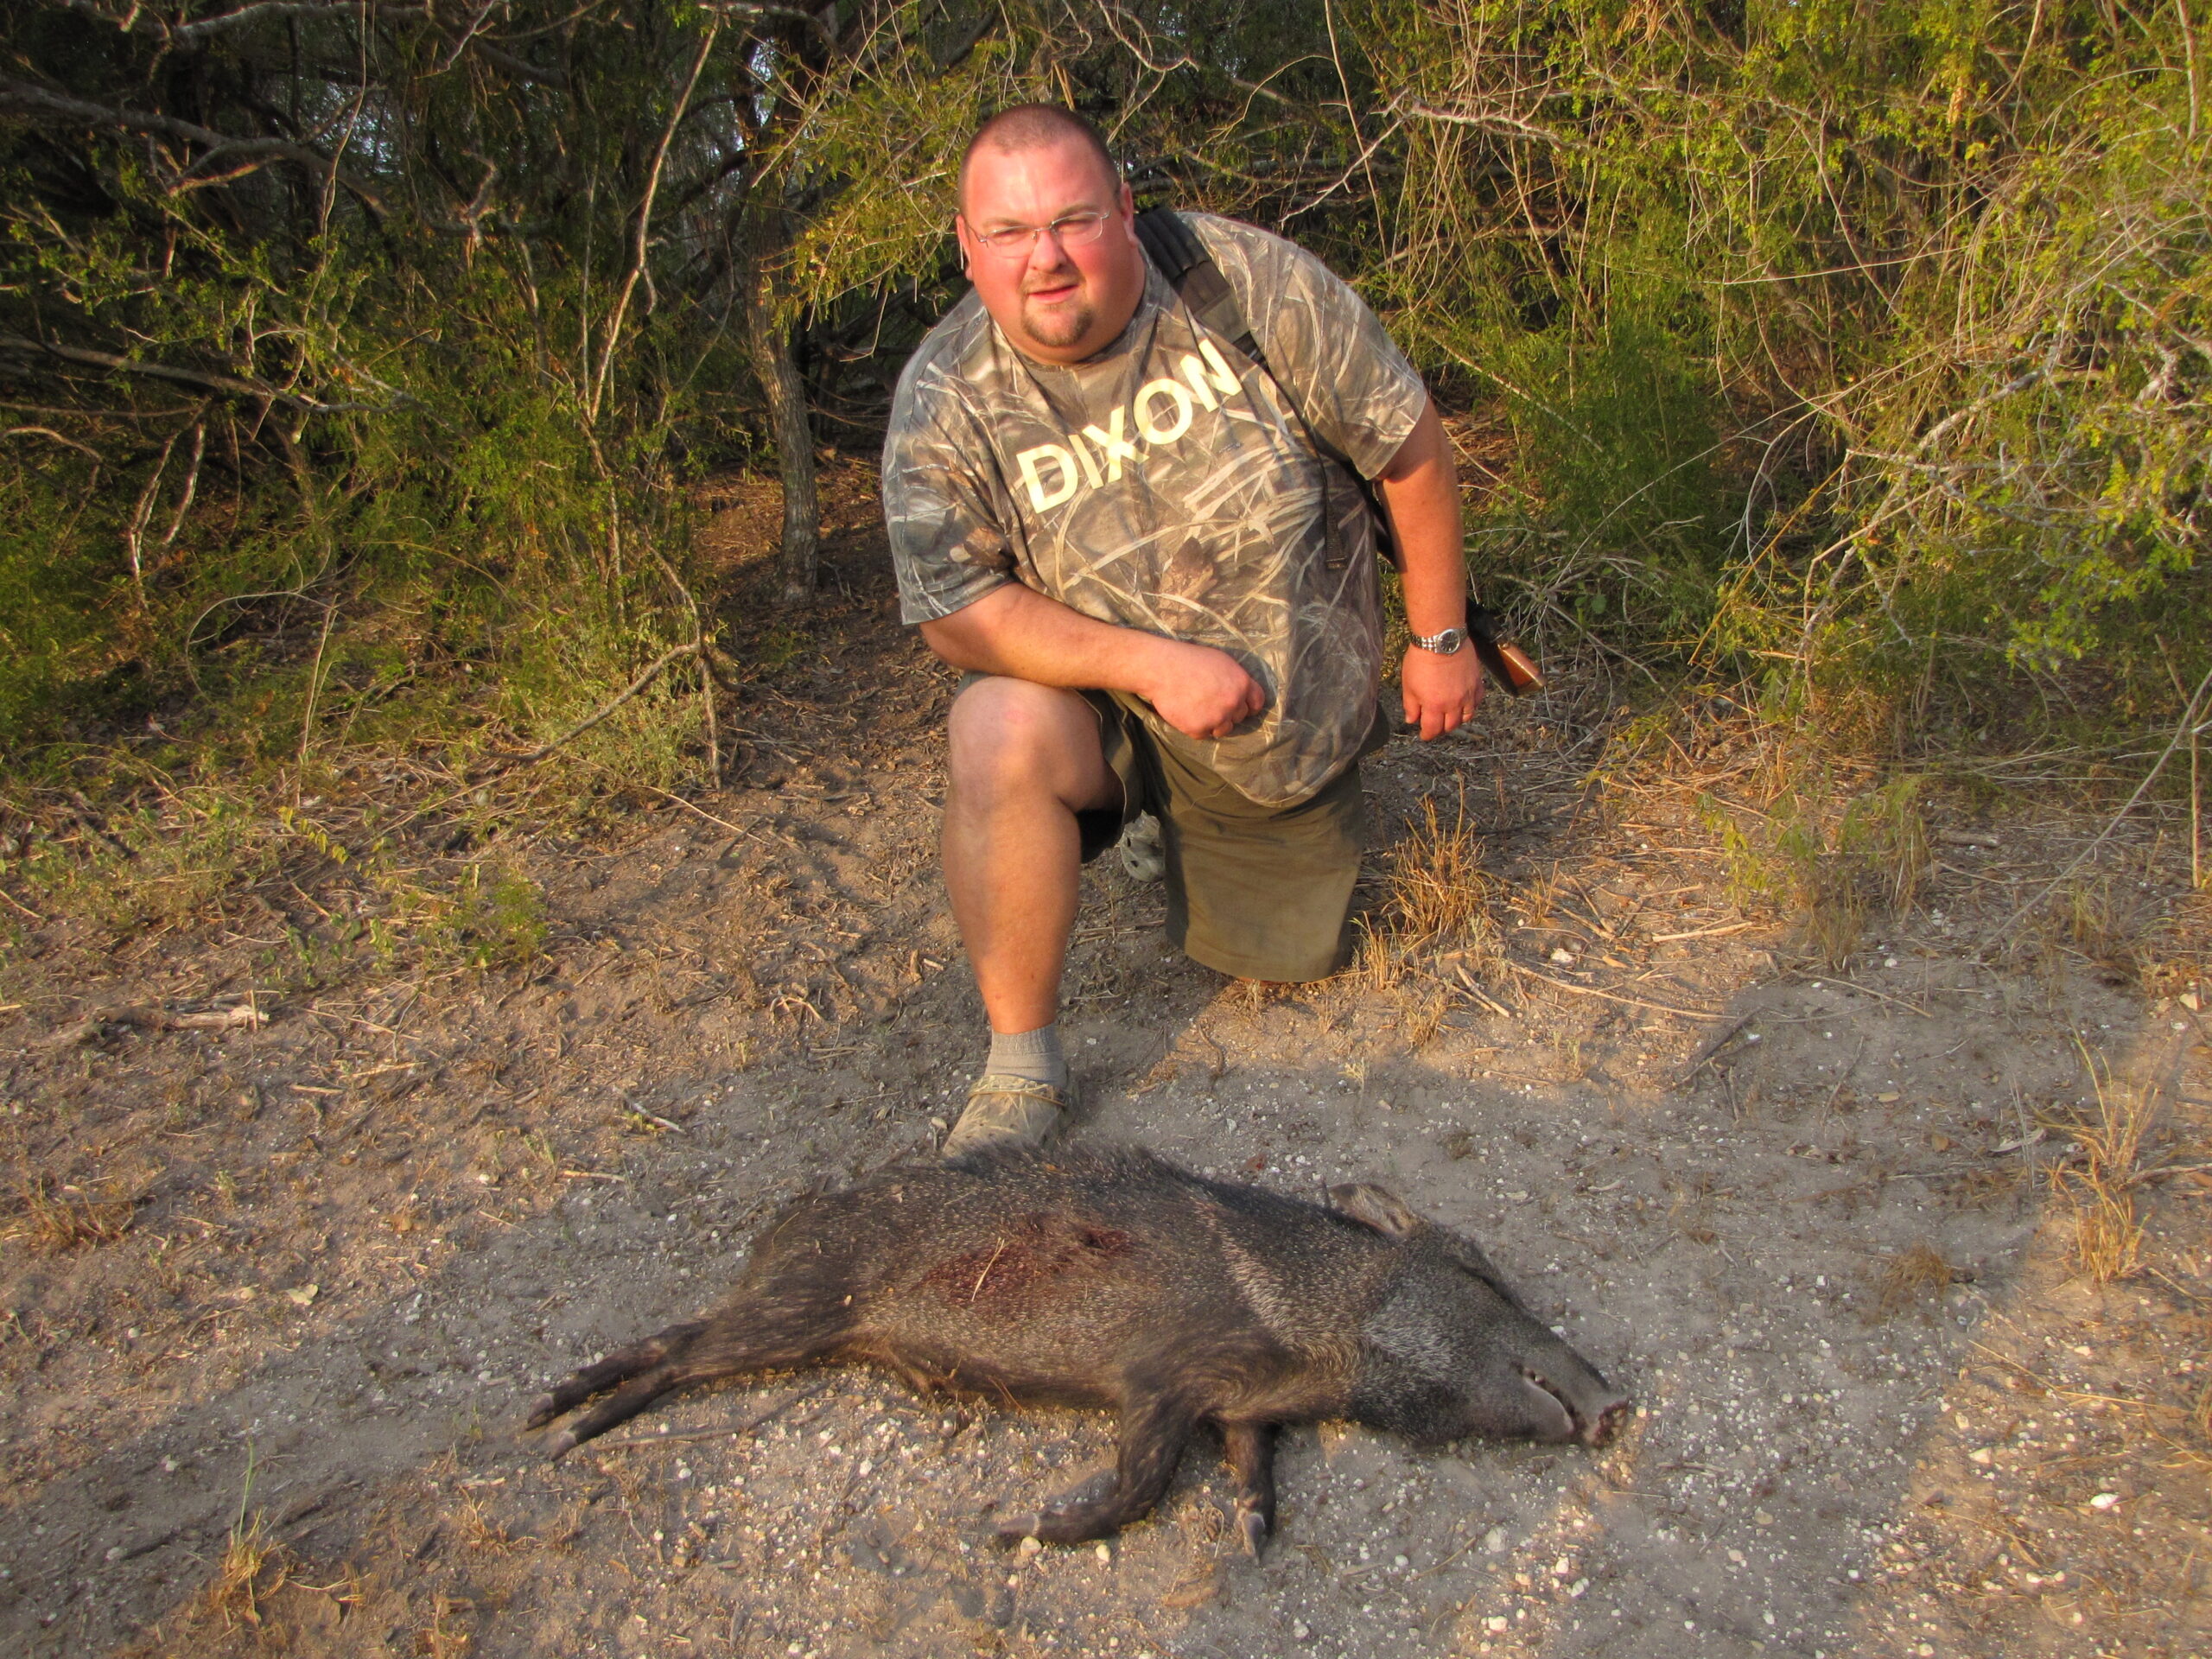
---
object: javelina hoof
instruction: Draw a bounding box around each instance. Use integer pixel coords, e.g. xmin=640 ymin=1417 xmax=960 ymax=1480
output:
xmin=994 ymin=1470 xmax=1120 ymax=1548
xmin=1235 ymin=1497 xmax=1270 ymax=1560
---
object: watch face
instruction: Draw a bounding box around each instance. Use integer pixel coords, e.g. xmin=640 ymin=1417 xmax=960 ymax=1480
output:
xmin=1421 ymin=628 xmax=1465 ymax=653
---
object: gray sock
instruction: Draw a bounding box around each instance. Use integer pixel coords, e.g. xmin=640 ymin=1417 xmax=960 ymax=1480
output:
xmin=986 ymin=1022 xmax=1068 ymax=1092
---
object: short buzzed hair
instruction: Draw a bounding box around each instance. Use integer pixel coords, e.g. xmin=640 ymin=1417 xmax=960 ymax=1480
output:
xmin=957 ymin=104 xmax=1118 ymax=213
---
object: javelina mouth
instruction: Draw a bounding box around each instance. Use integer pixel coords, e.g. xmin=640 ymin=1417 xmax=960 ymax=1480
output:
xmin=1580 ymin=1393 xmax=1631 ymax=1447
xmin=1523 ymin=1368 xmax=1630 ymax=1446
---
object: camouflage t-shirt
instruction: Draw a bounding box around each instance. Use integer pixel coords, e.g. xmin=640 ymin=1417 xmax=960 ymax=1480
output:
xmin=882 ymin=213 xmax=1427 ymax=809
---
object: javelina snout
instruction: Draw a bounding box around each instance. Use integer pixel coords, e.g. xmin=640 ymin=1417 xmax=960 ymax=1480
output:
xmin=530 ymin=1148 xmax=1628 ymax=1556
xmin=1325 ymin=1182 xmax=1628 ymax=1450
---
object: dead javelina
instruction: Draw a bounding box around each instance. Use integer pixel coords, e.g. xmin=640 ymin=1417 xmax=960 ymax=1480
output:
xmin=528 ymin=1147 xmax=1627 ymax=1556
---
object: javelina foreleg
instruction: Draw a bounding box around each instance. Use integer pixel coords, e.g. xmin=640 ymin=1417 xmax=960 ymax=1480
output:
xmin=995 ymin=1387 xmax=1201 ymax=1548
xmin=1220 ymin=1421 xmax=1277 ymax=1559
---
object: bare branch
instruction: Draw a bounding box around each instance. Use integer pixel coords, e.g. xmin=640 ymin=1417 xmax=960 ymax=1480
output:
xmin=587 ymin=19 xmax=720 ymax=421
xmin=3 ymin=424 xmax=103 ymax=459
xmin=0 ymin=333 xmax=386 ymax=412
xmin=0 ymin=75 xmax=388 ymax=213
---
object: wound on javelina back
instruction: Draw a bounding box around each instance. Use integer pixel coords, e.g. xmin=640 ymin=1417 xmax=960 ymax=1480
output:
xmin=918 ymin=1213 xmax=1136 ymax=1306
xmin=526 ymin=1147 xmax=1628 ymax=1558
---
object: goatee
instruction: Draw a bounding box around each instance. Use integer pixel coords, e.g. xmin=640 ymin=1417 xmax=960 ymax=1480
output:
xmin=1021 ymin=297 xmax=1095 ymax=350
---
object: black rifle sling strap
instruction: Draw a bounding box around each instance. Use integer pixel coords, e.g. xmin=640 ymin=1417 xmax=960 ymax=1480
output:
xmin=1133 ymin=206 xmax=1363 ymax=572
xmin=1130 ymin=206 xmax=1540 ymax=694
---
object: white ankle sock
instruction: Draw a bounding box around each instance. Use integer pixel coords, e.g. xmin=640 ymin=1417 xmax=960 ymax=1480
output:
xmin=986 ymin=1023 xmax=1067 ymax=1092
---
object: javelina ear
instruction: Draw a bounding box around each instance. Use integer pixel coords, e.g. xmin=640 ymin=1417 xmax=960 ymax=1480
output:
xmin=1326 ymin=1182 xmax=1424 ymax=1239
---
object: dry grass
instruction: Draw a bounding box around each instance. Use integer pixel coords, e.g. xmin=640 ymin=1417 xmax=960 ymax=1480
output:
xmin=1704 ymin=776 xmax=1929 ymax=969
xmin=2046 ymin=1062 xmax=2162 ymax=1285
xmin=1400 ymin=988 xmax=1449 ymax=1048
xmin=1353 ymin=790 xmax=1503 ymax=998
xmin=199 ymin=1449 xmax=288 ymax=1632
xmin=416 ymin=1592 xmax=475 ymax=1656
xmin=1799 ymin=864 xmax=1868 ymax=970
xmin=1875 ymin=1242 xmax=1966 ymax=1318
xmin=1393 ymin=791 xmax=1493 ymax=943
xmin=6 ymin=1175 xmax=135 ymax=1253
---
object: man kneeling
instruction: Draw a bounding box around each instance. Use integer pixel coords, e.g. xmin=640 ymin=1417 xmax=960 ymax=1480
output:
xmin=881 ymin=105 xmax=1483 ymax=1155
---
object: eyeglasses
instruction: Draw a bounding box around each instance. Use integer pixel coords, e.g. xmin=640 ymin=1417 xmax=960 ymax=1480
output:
xmin=963 ymin=210 xmax=1113 ymax=259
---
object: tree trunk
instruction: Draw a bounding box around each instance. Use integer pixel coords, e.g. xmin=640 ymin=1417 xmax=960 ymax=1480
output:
xmin=744 ymin=255 xmax=818 ymax=609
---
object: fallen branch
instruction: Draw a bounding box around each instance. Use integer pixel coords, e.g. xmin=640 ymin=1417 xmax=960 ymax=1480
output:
xmin=41 ymin=1003 xmax=270 ymax=1046
xmin=1993 ymin=662 xmax=2212 ymax=936
xmin=1498 ymin=957 xmax=1715 ymax=1020
xmin=511 ymin=642 xmax=701 ymax=764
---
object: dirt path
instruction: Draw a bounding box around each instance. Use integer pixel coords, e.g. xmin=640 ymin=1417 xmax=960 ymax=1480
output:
xmin=3 ymin=485 xmax=2207 ymax=1657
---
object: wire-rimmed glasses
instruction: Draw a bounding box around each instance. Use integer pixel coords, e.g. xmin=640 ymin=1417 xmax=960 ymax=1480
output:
xmin=963 ymin=210 xmax=1113 ymax=259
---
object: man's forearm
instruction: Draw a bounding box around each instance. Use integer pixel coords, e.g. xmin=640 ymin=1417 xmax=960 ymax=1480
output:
xmin=1378 ymin=397 xmax=1483 ymax=738
xmin=918 ymin=583 xmax=1173 ymax=695
xmin=1376 ymin=398 xmax=1468 ymax=634
xmin=918 ymin=583 xmax=1266 ymax=741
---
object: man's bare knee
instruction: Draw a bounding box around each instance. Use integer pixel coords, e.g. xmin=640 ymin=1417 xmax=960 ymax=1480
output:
xmin=947 ymin=678 xmax=1115 ymax=811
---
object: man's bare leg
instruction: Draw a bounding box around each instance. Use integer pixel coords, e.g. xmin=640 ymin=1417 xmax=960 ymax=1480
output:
xmin=942 ymin=677 xmax=1121 ymax=1036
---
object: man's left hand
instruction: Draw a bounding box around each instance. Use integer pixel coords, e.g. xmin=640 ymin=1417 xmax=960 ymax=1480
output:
xmin=1401 ymin=645 xmax=1484 ymax=741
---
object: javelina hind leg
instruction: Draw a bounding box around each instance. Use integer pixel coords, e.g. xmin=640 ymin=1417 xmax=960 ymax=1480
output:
xmin=530 ymin=1304 xmax=847 ymax=1458
xmin=527 ymin=1321 xmax=707 ymax=1432
xmin=1220 ymin=1421 xmax=1277 ymax=1559
xmin=995 ymin=1389 xmax=1200 ymax=1547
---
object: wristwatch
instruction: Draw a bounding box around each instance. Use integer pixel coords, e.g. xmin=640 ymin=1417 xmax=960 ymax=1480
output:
xmin=1410 ymin=626 xmax=1466 ymax=655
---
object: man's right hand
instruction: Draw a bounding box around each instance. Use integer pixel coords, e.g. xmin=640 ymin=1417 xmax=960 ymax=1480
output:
xmin=1140 ymin=639 xmax=1265 ymax=740
xmin=919 ymin=583 xmax=1264 ymax=738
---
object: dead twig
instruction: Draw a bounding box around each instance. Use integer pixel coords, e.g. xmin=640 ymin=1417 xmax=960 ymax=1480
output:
xmin=1452 ymin=963 xmax=1518 ymax=1020
xmin=619 ymin=1096 xmax=686 ymax=1135
xmin=1676 ymin=1009 xmax=1757 ymax=1085
xmin=41 ymin=1003 xmax=269 ymax=1046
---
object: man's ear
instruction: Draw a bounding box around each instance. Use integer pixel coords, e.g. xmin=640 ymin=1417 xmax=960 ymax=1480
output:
xmin=1326 ymin=1182 xmax=1424 ymax=1239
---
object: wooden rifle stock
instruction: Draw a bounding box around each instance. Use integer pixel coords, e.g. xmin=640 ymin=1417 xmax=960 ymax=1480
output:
xmin=1465 ymin=601 xmax=1542 ymax=696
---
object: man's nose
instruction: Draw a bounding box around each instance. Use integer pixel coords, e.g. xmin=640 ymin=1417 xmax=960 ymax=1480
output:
xmin=1025 ymin=228 xmax=1077 ymax=276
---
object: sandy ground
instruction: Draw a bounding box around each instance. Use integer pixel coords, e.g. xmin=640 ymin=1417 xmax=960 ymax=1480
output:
xmin=3 ymin=473 xmax=2207 ymax=1657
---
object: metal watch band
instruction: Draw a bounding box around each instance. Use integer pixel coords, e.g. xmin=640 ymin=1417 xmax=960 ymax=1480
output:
xmin=1412 ymin=626 xmax=1467 ymax=655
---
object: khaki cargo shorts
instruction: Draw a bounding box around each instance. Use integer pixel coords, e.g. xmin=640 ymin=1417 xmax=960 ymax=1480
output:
xmin=1074 ymin=690 xmax=1390 ymax=984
